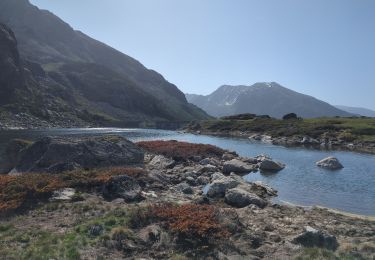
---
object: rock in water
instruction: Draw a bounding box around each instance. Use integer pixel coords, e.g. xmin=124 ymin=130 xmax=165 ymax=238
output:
xmin=259 ymin=159 xmax=285 ymax=172
xmin=292 ymin=226 xmax=339 ymax=250
xmin=224 ymin=188 xmax=266 ymax=208
xmin=223 ymin=159 xmax=256 ymax=174
xmin=13 ymin=135 xmax=144 ymax=173
xmin=316 ymin=156 xmax=343 ymax=170
xmin=102 ymin=175 xmax=144 ymax=202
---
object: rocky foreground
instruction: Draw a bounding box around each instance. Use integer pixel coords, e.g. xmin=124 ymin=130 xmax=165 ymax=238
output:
xmin=0 ymin=136 xmax=374 ymax=259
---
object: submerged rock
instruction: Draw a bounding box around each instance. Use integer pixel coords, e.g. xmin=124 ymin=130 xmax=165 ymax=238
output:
xmin=292 ymin=226 xmax=339 ymax=250
xmin=316 ymin=156 xmax=343 ymax=170
xmin=13 ymin=135 xmax=144 ymax=173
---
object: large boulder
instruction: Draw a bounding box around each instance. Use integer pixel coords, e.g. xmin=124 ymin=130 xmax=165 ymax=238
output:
xmin=316 ymin=156 xmax=343 ymax=170
xmin=0 ymin=139 xmax=31 ymax=174
xmin=292 ymin=226 xmax=339 ymax=250
xmin=206 ymin=174 xmax=240 ymax=198
xmin=225 ymin=188 xmax=267 ymax=208
xmin=12 ymin=135 xmax=144 ymax=173
xmin=102 ymin=175 xmax=144 ymax=202
xmin=259 ymin=159 xmax=285 ymax=172
xmin=148 ymin=155 xmax=175 ymax=169
xmin=223 ymin=159 xmax=256 ymax=174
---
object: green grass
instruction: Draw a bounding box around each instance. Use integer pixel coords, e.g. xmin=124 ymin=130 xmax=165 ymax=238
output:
xmin=0 ymin=207 xmax=134 ymax=260
xmin=195 ymin=117 xmax=375 ymax=142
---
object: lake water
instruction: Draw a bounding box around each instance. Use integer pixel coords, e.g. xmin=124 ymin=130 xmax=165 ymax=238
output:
xmin=0 ymin=128 xmax=374 ymax=216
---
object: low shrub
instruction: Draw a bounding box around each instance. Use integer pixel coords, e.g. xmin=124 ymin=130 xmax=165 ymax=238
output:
xmin=0 ymin=167 xmax=145 ymax=215
xmin=137 ymin=140 xmax=226 ymax=161
xmin=151 ymin=203 xmax=228 ymax=244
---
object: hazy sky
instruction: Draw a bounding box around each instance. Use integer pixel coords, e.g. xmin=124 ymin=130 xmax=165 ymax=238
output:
xmin=30 ymin=0 xmax=375 ymax=109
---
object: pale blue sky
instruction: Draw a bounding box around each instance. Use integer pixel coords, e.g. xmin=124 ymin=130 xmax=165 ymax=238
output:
xmin=30 ymin=0 xmax=375 ymax=109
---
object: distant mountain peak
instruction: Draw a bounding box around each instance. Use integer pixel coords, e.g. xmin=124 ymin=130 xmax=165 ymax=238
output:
xmin=186 ymin=83 xmax=351 ymax=118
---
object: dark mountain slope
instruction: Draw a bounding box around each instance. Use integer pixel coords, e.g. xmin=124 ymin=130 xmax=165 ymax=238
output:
xmin=0 ymin=0 xmax=208 ymax=128
xmin=186 ymin=82 xmax=351 ymax=118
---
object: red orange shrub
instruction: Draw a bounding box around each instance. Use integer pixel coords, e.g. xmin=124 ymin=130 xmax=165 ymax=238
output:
xmin=152 ymin=203 xmax=228 ymax=241
xmin=0 ymin=167 xmax=145 ymax=214
xmin=137 ymin=140 xmax=226 ymax=161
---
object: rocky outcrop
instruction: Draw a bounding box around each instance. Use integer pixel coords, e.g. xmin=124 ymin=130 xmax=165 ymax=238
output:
xmin=148 ymin=155 xmax=176 ymax=169
xmin=316 ymin=156 xmax=343 ymax=170
xmin=102 ymin=175 xmax=144 ymax=202
xmin=225 ymin=188 xmax=266 ymax=208
xmin=292 ymin=226 xmax=339 ymax=250
xmin=12 ymin=135 xmax=144 ymax=173
xmin=206 ymin=174 xmax=241 ymax=198
xmin=0 ymin=139 xmax=31 ymax=174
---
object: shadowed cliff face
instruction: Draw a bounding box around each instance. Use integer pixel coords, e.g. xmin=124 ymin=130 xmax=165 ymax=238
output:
xmin=0 ymin=24 xmax=23 ymax=105
xmin=0 ymin=0 xmax=209 ymax=128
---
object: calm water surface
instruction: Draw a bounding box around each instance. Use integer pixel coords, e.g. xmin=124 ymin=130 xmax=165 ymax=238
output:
xmin=0 ymin=128 xmax=374 ymax=216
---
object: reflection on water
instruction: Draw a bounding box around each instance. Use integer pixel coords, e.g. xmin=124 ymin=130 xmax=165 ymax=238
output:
xmin=0 ymin=128 xmax=374 ymax=216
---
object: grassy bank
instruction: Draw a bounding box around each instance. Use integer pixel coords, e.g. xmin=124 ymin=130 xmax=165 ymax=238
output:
xmin=187 ymin=117 xmax=375 ymax=143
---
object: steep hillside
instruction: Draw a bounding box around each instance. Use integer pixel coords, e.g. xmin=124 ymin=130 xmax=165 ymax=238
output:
xmin=186 ymin=82 xmax=351 ymax=118
xmin=0 ymin=0 xmax=208 ymax=128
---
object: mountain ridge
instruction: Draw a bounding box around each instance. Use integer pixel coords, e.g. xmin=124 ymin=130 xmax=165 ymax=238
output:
xmin=186 ymin=82 xmax=352 ymax=118
xmin=335 ymin=105 xmax=375 ymax=118
xmin=0 ymin=0 xmax=209 ymax=129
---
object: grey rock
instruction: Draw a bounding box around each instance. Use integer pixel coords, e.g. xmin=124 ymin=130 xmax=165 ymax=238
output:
xmin=102 ymin=175 xmax=144 ymax=202
xmin=240 ymin=157 xmax=258 ymax=164
xmin=259 ymin=159 xmax=285 ymax=172
xmin=88 ymin=224 xmax=104 ymax=237
xmin=197 ymin=176 xmax=210 ymax=185
xmin=222 ymin=152 xmax=237 ymax=161
xmin=223 ymin=159 xmax=256 ymax=174
xmin=200 ymin=158 xmax=220 ymax=166
xmin=206 ymin=176 xmax=240 ymax=198
xmin=0 ymin=139 xmax=31 ymax=174
xmin=176 ymin=182 xmax=193 ymax=194
xmin=51 ymin=188 xmax=76 ymax=201
xmin=251 ymin=181 xmax=278 ymax=197
xmin=198 ymin=164 xmax=218 ymax=173
xmin=149 ymin=155 xmax=176 ymax=169
xmin=138 ymin=224 xmax=162 ymax=244
xmin=316 ymin=156 xmax=343 ymax=170
xmin=14 ymin=135 xmax=144 ymax=173
xmin=292 ymin=226 xmax=339 ymax=250
xmin=301 ymin=136 xmax=319 ymax=145
xmin=225 ymin=188 xmax=267 ymax=208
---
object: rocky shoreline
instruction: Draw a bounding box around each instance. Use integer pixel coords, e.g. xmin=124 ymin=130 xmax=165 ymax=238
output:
xmin=0 ymin=137 xmax=374 ymax=259
xmin=184 ymin=129 xmax=375 ymax=155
